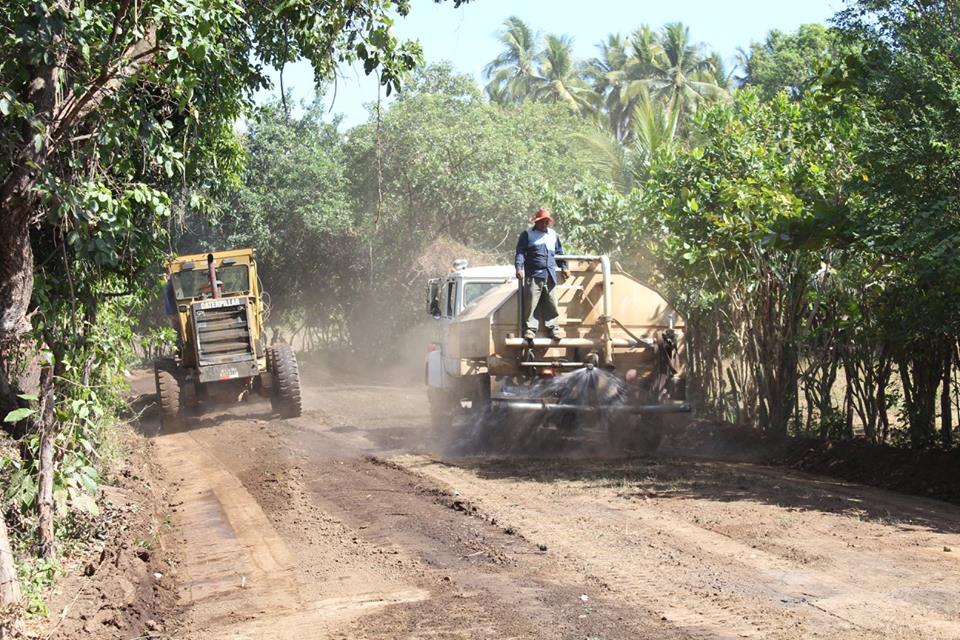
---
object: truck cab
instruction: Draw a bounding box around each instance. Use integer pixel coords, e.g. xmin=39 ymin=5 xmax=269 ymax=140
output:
xmin=427 ymin=261 xmax=515 ymax=320
xmin=425 ymin=261 xmax=514 ymax=391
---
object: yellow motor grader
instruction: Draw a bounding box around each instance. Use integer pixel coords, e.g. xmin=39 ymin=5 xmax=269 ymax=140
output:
xmin=425 ymin=255 xmax=689 ymax=451
xmin=154 ymin=249 xmax=302 ymax=425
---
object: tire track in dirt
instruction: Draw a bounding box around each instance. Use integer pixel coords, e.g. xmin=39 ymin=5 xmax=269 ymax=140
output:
xmin=389 ymin=453 xmax=960 ymax=639
xmin=157 ymin=421 xmax=430 ymax=639
xmin=159 ymin=407 xmax=687 ymax=640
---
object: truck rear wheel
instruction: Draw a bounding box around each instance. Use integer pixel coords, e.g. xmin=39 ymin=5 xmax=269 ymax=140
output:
xmin=268 ymin=344 xmax=302 ymax=418
xmin=428 ymin=387 xmax=455 ymax=431
xmin=154 ymin=361 xmax=182 ymax=428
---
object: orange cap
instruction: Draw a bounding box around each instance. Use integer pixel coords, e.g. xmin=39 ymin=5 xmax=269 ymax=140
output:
xmin=532 ymin=208 xmax=553 ymax=224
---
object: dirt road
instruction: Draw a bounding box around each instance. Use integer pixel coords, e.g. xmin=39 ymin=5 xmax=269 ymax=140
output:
xmin=153 ymin=374 xmax=960 ymax=639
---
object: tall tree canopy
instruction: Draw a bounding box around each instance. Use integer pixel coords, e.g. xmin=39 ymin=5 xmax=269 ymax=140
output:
xmin=740 ymin=24 xmax=840 ymax=99
xmin=0 ymin=0 xmax=451 ymax=411
xmin=483 ymin=16 xmax=541 ymax=105
xmin=0 ymin=0 xmax=463 ymax=609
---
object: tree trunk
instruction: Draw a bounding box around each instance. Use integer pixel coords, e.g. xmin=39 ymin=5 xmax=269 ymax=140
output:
xmin=0 ymin=511 xmax=21 ymax=637
xmin=36 ymin=365 xmax=56 ymax=560
xmin=942 ymin=348 xmax=953 ymax=448
xmin=0 ymin=175 xmax=36 ymax=353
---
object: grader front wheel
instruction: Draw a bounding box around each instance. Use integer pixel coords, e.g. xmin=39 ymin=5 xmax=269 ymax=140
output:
xmin=268 ymin=343 xmax=302 ymax=418
xmin=154 ymin=361 xmax=182 ymax=428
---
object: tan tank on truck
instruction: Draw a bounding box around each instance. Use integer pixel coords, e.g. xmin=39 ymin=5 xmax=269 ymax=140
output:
xmin=425 ymin=255 xmax=689 ymax=450
xmin=155 ymin=249 xmax=302 ymax=425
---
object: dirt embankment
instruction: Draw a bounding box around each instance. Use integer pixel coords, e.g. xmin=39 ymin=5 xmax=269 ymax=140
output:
xmin=25 ymin=426 xmax=177 ymax=640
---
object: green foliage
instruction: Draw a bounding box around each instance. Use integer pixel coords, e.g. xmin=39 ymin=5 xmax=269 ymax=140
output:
xmin=542 ymin=183 xmax=646 ymax=266
xmin=16 ymin=557 xmax=61 ymax=616
xmin=348 ymin=66 xmax=597 ymax=247
xmin=829 ymin=0 xmax=960 ymax=446
xmin=641 ymin=89 xmax=858 ymax=432
xmin=0 ymin=0 xmax=453 ymax=578
xmin=3 ymin=403 xmax=34 ymax=425
xmin=584 ymin=23 xmax=728 ymax=141
xmin=739 ymin=24 xmax=842 ymax=100
xmin=343 ymin=64 xmax=603 ymax=355
xmin=527 ymin=34 xmax=598 ymax=115
xmin=2 ymin=296 xmax=134 ymax=519
xmin=484 ymin=16 xmax=541 ymax=105
xmin=181 ymin=97 xmax=357 ymax=336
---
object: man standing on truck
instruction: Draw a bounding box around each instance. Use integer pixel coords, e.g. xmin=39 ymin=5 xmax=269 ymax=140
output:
xmin=515 ymin=208 xmax=570 ymax=342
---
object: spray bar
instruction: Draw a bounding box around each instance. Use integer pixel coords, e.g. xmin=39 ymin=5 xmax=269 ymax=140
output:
xmin=504 ymin=337 xmax=654 ymax=348
xmin=517 ymin=361 xmax=585 ymax=368
xmin=492 ymin=400 xmax=692 ymax=414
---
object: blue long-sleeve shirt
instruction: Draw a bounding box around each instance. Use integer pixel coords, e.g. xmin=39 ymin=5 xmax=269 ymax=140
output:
xmin=515 ymin=227 xmax=567 ymax=284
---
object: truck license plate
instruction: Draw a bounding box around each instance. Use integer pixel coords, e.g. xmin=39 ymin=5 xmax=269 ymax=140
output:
xmin=219 ymin=367 xmax=240 ymax=380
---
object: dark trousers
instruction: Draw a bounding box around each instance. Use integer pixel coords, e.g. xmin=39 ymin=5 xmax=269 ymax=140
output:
xmin=522 ymin=276 xmax=559 ymax=336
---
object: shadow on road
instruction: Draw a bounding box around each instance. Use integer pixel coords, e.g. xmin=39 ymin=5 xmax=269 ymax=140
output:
xmin=430 ymin=454 xmax=960 ymax=535
xmin=124 ymin=390 xmax=278 ymax=438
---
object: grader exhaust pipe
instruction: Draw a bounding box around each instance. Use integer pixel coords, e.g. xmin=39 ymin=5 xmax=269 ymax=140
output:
xmin=207 ymin=253 xmax=220 ymax=299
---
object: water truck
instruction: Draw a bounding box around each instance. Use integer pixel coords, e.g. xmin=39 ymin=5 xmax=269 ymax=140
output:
xmin=425 ymin=255 xmax=690 ymax=451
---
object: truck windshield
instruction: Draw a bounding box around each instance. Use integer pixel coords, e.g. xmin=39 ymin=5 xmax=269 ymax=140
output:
xmin=463 ymin=282 xmax=502 ymax=308
xmin=172 ymin=265 xmax=250 ymax=299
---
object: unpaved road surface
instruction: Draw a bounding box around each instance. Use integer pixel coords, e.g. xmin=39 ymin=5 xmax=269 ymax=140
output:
xmin=152 ymin=374 xmax=960 ymax=639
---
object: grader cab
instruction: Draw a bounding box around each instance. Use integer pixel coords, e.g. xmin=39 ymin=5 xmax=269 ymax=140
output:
xmin=154 ymin=249 xmax=302 ymax=425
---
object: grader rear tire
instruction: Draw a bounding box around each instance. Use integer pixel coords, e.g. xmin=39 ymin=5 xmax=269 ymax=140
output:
xmin=268 ymin=344 xmax=302 ymax=418
xmin=154 ymin=362 xmax=182 ymax=428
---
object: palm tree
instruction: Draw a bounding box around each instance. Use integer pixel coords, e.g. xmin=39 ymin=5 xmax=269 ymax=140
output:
xmin=574 ymin=88 xmax=679 ymax=193
xmin=528 ymin=34 xmax=599 ymax=116
xmin=483 ymin=16 xmax=540 ymax=105
xmin=703 ymin=51 xmax=735 ymax=91
xmin=585 ymin=33 xmax=632 ymax=140
xmin=630 ymin=86 xmax=679 ymax=169
xmin=587 ymin=26 xmax=665 ymax=142
xmin=645 ymin=22 xmax=729 ymax=124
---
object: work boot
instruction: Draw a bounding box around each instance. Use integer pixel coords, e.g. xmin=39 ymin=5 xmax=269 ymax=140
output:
xmin=547 ymin=328 xmax=563 ymax=341
xmin=523 ymin=329 xmax=536 ymax=341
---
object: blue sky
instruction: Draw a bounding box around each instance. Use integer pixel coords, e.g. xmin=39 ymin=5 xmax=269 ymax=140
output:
xmin=260 ymin=0 xmax=846 ymax=128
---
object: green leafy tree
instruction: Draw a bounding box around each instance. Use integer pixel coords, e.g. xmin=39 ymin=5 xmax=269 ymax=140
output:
xmin=180 ymin=98 xmax=358 ymax=347
xmin=740 ymin=24 xmax=841 ymax=100
xmin=831 ymin=0 xmax=960 ymax=446
xmin=642 ymin=90 xmax=857 ymax=433
xmin=343 ymin=64 xmax=601 ymax=356
xmin=0 ymin=0 xmax=463 ymax=606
